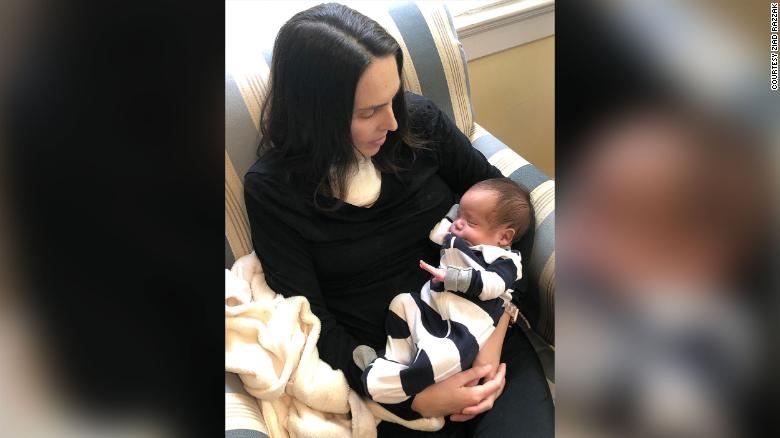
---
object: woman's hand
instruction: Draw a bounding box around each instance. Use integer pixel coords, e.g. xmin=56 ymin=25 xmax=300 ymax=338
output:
xmin=466 ymin=317 xmax=507 ymax=386
xmin=410 ymin=363 xmax=507 ymax=420
xmin=470 ymin=312 xmax=510 ymax=382
xmin=450 ymin=312 xmax=510 ymax=420
xmin=450 ymin=363 xmax=506 ymax=421
xmin=419 ymin=260 xmax=445 ymax=284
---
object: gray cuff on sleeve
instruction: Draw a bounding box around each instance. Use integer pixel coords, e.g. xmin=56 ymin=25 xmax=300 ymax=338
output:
xmin=445 ymin=204 xmax=459 ymax=221
xmin=443 ymin=266 xmax=473 ymax=293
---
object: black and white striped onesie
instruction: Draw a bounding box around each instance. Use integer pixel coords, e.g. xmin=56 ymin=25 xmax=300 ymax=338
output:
xmin=360 ymin=214 xmax=522 ymax=419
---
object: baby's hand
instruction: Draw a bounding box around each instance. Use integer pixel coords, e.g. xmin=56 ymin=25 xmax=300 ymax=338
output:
xmin=419 ymin=260 xmax=445 ymax=284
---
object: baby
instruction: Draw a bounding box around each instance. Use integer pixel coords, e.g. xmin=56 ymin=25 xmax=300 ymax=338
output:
xmin=360 ymin=177 xmax=532 ymax=419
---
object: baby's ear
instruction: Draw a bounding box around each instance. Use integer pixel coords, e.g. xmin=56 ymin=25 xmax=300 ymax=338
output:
xmin=498 ymin=228 xmax=515 ymax=246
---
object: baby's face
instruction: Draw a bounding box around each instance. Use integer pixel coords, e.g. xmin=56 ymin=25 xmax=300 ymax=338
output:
xmin=449 ymin=188 xmax=508 ymax=246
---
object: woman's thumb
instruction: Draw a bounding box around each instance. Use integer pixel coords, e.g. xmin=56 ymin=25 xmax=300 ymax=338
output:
xmin=462 ymin=363 xmax=492 ymax=384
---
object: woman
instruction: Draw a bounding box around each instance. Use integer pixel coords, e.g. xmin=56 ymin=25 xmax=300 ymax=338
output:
xmin=243 ymin=3 xmax=553 ymax=436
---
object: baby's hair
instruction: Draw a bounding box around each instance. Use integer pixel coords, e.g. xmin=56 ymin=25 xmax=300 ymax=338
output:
xmin=471 ymin=177 xmax=533 ymax=243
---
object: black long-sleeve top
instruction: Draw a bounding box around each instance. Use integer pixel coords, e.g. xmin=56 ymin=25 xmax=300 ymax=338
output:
xmin=244 ymin=92 xmax=502 ymax=395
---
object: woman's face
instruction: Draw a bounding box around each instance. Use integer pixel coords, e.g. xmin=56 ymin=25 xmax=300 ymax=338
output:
xmin=351 ymin=55 xmax=400 ymax=158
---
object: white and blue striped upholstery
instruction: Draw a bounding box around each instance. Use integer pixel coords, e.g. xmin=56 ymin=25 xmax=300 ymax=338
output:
xmin=225 ymin=2 xmax=555 ymax=434
xmin=225 ymin=371 xmax=269 ymax=438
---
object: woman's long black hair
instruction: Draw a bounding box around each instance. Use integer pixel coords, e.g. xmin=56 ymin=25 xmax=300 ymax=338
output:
xmin=258 ymin=2 xmax=427 ymax=209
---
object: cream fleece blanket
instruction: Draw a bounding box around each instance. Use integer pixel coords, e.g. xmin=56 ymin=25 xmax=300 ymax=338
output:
xmin=225 ymin=252 xmax=444 ymax=438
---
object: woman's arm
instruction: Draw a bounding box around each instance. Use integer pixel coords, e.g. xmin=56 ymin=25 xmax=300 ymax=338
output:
xmin=411 ymin=361 xmax=507 ymax=419
xmin=244 ymin=171 xmax=367 ymax=393
xmin=453 ymin=314 xmax=510 ymax=421
xmin=410 ymin=312 xmax=511 ymax=421
xmin=407 ymin=93 xmax=503 ymax=195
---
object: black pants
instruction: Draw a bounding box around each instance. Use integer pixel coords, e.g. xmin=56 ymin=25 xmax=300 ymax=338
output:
xmin=377 ymin=324 xmax=554 ymax=437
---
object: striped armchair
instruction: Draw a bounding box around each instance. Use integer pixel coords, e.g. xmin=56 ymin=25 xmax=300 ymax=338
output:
xmin=225 ymin=2 xmax=554 ymax=436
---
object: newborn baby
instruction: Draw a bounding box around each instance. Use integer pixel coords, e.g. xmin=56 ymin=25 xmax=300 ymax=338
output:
xmin=361 ymin=177 xmax=532 ymax=420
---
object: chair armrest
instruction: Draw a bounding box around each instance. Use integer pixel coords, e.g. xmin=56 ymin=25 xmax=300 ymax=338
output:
xmin=225 ymin=371 xmax=269 ymax=438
